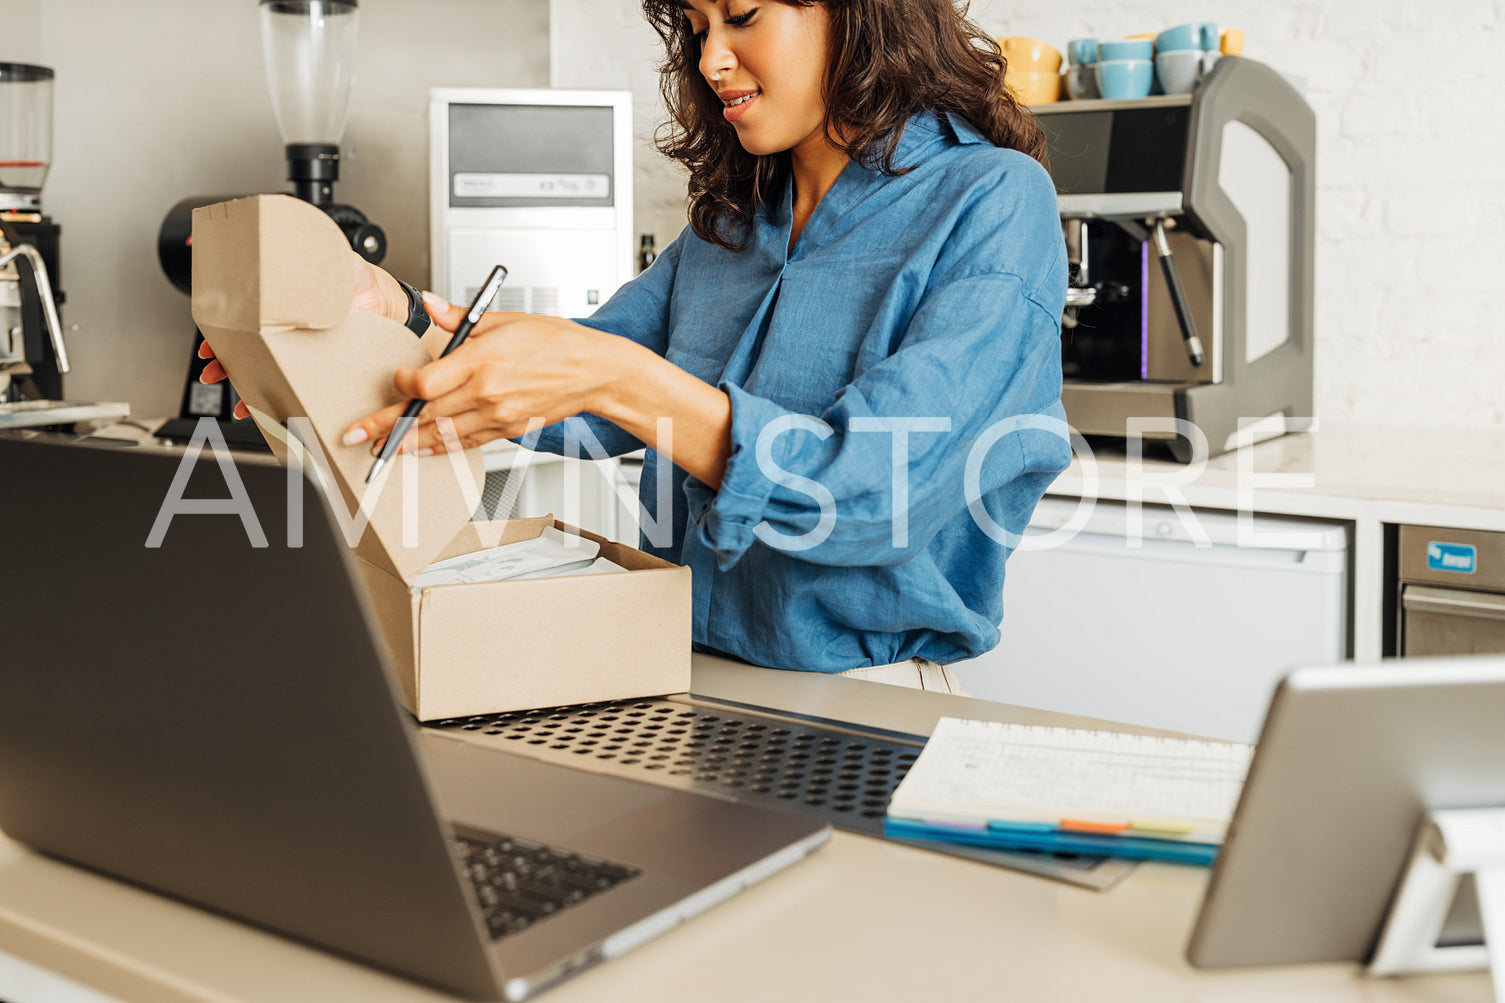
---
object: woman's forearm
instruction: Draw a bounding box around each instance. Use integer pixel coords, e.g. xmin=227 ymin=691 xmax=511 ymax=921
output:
xmin=589 ymin=333 xmax=732 ymax=490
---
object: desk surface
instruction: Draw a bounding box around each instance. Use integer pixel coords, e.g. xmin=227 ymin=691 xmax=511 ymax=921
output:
xmin=0 ymin=657 xmax=1490 ymax=1003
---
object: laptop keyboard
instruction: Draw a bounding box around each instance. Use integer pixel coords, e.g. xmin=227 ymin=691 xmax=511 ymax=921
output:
xmin=454 ymin=832 xmax=641 ymax=940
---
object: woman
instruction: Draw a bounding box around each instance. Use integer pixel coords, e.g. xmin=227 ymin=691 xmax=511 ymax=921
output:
xmin=206 ymin=0 xmax=1070 ymax=689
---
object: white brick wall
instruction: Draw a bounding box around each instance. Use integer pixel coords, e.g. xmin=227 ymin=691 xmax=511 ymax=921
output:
xmin=553 ymin=0 xmax=1505 ymax=430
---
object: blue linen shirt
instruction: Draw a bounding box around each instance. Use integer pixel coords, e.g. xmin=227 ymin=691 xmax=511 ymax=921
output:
xmin=528 ymin=109 xmax=1070 ymax=672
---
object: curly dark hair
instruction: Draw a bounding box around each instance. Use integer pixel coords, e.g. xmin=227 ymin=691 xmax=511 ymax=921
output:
xmin=641 ymin=0 xmax=1047 ymax=251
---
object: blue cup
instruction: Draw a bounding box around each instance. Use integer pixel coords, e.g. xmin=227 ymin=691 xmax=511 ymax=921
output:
xmin=1155 ymin=21 xmax=1219 ymax=53
xmin=1097 ymin=38 xmax=1155 ymax=62
xmin=1067 ymin=37 xmax=1099 ymax=66
xmin=1095 ymin=59 xmax=1154 ymax=100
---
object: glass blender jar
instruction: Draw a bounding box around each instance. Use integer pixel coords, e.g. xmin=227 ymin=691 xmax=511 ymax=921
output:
xmin=259 ymin=0 xmax=359 ymax=206
xmin=0 ymin=63 xmax=53 ymax=212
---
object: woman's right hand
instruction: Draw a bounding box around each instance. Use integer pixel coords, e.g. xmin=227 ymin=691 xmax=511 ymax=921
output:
xmin=198 ymin=251 xmax=409 ymax=419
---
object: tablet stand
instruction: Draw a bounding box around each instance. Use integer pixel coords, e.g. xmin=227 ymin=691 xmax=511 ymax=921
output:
xmin=1368 ymin=807 xmax=1505 ymax=1000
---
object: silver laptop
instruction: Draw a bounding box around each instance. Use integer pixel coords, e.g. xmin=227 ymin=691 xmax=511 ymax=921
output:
xmin=1188 ymin=657 xmax=1505 ymax=968
xmin=0 ymin=434 xmax=829 ymax=1001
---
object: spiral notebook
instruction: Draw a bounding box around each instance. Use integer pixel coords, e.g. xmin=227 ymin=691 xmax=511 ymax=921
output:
xmin=885 ymin=719 xmax=1254 ymax=864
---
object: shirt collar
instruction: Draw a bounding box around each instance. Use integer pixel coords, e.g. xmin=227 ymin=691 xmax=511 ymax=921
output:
xmin=893 ymin=110 xmax=945 ymax=165
xmin=763 ymin=109 xmax=987 ymax=216
xmin=941 ymin=110 xmax=991 ymax=146
xmin=893 ymin=109 xmax=990 ymax=164
xmin=761 ymin=110 xmax=991 ymax=257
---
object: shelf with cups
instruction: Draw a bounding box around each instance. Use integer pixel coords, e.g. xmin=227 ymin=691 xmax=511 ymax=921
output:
xmin=999 ymin=34 xmax=1064 ymax=106
xmin=1001 ymin=23 xmax=1246 ymax=107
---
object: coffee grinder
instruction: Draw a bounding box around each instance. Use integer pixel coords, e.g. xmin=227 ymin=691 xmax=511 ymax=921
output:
xmin=1033 ymin=57 xmax=1316 ymax=461
xmin=0 ymin=62 xmax=69 ymax=405
xmin=156 ymin=0 xmax=385 ymax=447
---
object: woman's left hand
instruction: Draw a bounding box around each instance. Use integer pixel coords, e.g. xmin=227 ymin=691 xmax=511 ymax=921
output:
xmin=342 ymin=297 xmax=617 ymax=455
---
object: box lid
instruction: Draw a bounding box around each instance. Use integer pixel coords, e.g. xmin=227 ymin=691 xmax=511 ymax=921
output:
xmin=189 ymin=195 xmax=484 ymax=582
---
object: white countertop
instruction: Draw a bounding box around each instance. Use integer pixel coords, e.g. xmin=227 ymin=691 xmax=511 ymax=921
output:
xmin=1049 ymin=422 xmax=1505 ymax=530
xmin=477 ymin=421 xmax=1505 ymax=528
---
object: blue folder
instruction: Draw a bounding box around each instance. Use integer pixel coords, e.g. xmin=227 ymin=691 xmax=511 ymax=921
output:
xmin=883 ymin=817 xmax=1220 ymax=866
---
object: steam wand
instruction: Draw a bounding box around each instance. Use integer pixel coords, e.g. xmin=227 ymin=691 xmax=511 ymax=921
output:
xmin=1150 ymin=216 xmax=1204 ymax=368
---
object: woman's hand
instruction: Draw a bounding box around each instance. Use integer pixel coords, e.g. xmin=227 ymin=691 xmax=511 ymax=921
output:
xmin=344 ymin=295 xmax=735 ymax=489
xmin=197 ymin=251 xmax=409 ymax=419
xmin=342 ymin=300 xmax=618 ymax=455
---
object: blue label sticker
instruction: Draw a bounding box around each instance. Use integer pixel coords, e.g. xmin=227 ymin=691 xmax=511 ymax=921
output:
xmin=1426 ymin=542 xmax=1477 ymax=574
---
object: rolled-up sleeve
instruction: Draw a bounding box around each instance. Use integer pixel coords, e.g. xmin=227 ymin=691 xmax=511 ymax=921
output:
xmin=682 ymin=270 xmax=1069 ymax=571
xmin=522 ymin=230 xmax=685 ymax=458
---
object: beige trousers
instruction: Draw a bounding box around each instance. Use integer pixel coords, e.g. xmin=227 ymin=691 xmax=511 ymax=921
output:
xmin=838 ymin=657 xmax=970 ymax=696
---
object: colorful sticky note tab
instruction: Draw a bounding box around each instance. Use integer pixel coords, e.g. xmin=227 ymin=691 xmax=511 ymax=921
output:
xmin=986 ymin=820 xmax=1058 ymax=833
xmin=1059 ymin=818 xmax=1131 ymax=835
xmin=901 ymin=816 xmax=988 ymax=833
xmin=1127 ymin=818 xmax=1199 ymax=837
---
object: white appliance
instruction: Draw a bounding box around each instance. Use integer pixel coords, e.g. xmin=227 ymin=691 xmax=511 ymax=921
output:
xmin=429 ymin=87 xmax=633 ymax=315
xmin=953 ymin=497 xmax=1349 ymax=743
xmin=477 ymin=444 xmax=644 ymax=546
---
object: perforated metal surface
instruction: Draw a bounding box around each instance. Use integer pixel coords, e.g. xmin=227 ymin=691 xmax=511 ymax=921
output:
xmin=432 ymin=695 xmax=1137 ymax=889
xmin=433 ymin=697 xmax=922 ymax=836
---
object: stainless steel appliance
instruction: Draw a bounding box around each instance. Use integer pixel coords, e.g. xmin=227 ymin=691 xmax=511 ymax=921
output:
xmin=1033 ymin=57 xmax=1316 ymax=461
xmin=1398 ymin=526 xmax=1505 ymax=656
xmin=0 ymin=63 xmax=130 ymax=430
xmin=0 ymin=62 xmax=69 ymax=406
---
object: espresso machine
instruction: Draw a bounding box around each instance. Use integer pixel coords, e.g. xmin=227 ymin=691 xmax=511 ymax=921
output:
xmin=1033 ymin=57 xmax=1316 ymax=461
xmin=156 ymin=0 xmax=385 ymax=447
xmin=0 ymin=63 xmax=70 ymax=410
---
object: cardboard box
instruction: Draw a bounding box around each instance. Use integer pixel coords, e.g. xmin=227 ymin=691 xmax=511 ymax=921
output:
xmin=190 ymin=194 xmax=690 ymax=720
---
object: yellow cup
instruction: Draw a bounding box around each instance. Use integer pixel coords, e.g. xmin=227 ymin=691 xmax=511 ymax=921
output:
xmin=999 ymin=36 xmax=1063 ymax=74
xmin=1006 ymin=70 xmax=1063 ymax=106
xmin=1220 ymin=27 xmax=1245 ymax=56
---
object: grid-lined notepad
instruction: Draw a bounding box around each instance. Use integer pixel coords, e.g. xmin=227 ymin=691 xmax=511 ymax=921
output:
xmin=888 ymin=718 xmax=1254 ymax=841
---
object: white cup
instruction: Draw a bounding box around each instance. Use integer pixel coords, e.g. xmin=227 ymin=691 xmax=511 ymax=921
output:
xmin=1155 ymin=50 xmax=1203 ymax=94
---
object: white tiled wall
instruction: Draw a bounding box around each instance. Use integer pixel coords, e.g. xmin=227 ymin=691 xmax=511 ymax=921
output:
xmin=552 ymin=0 xmax=1505 ymax=431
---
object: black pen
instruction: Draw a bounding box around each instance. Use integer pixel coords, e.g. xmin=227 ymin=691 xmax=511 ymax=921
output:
xmin=365 ymin=264 xmax=509 ymax=484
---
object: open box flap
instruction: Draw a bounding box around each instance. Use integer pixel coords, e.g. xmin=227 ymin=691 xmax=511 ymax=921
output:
xmin=190 ymin=194 xmax=484 ymax=581
xmin=191 ymin=194 xmax=353 ymax=333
